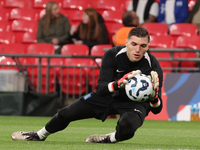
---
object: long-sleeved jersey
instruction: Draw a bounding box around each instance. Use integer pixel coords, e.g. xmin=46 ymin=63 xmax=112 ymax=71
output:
xmin=95 ymin=45 xmax=163 ymax=114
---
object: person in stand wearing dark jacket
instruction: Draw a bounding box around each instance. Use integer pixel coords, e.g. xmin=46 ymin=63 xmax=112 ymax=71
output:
xmin=70 ymin=8 xmax=110 ymax=54
xmin=37 ymin=1 xmax=71 ymax=54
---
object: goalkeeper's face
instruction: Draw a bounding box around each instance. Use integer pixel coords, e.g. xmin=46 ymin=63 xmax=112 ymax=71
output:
xmin=126 ymin=35 xmax=149 ymax=62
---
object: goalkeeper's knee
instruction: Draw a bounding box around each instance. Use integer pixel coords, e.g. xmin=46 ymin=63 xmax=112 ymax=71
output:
xmin=115 ymin=111 xmax=142 ymax=141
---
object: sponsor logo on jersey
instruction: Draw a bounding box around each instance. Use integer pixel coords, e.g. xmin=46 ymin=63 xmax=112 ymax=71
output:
xmin=134 ymin=108 xmax=142 ymax=114
xmin=116 ymin=69 xmax=124 ymax=73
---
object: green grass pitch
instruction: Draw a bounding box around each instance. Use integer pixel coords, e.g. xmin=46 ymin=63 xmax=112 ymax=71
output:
xmin=1 ymin=116 xmax=200 ymax=150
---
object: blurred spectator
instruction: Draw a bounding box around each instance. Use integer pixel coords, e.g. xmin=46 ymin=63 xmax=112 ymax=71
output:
xmin=70 ymin=8 xmax=110 ymax=53
xmin=158 ymin=0 xmax=189 ymax=26
xmin=37 ymin=1 xmax=71 ymax=54
xmin=127 ymin=0 xmax=159 ymax=26
xmin=112 ymin=11 xmax=139 ymax=46
xmin=186 ymin=0 xmax=200 ymax=29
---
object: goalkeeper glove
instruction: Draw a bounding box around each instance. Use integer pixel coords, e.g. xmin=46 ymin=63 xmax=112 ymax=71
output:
xmin=148 ymin=71 xmax=159 ymax=100
xmin=108 ymin=70 xmax=141 ymax=92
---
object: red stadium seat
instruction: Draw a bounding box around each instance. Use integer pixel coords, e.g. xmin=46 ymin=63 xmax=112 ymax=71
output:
xmin=90 ymin=44 xmax=112 ymax=56
xmin=62 ymin=0 xmax=90 ymax=10
xmin=11 ymin=20 xmax=38 ymax=43
xmin=60 ymin=9 xmax=84 ymax=25
xmin=3 ymin=0 xmax=32 ymax=8
xmin=149 ymin=35 xmax=174 ymax=48
xmin=0 ymin=8 xmax=9 ymax=20
xmin=61 ymin=44 xmax=89 ymax=56
xmin=90 ymin=44 xmax=112 ymax=91
xmin=60 ymin=58 xmax=96 ymax=94
xmin=11 ymin=20 xmax=38 ymax=33
xmin=142 ymin=23 xmax=169 ymax=36
xmin=0 ymin=43 xmax=26 ymax=71
xmin=22 ymin=32 xmax=37 ymax=44
xmin=33 ymin=0 xmax=62 ymax=10
xmin=0 ymin=20 xmax=10 ymax=32
xmin=175 ymin=35 xmax=200 ymax=49
xmin=90 ymin=0 xmax=124 ymax=14
xmin=9 ymin=8 xmax=38 ymax=21
xmin=102 ymin=10 xmax=123 ymax=24
xmin=25 ymin=43 xmax=56 ymax=93
xmin=174 ymin=35 xmax=200 ymax=72
xmin=0 ymin=43 xmax=25 ymax=54
xmin=169 ymin=23 xmax=199 ymax=41
xmin=149 ymin=35 xmax=175 ymax=72
xmin=25 ymin=43 xmax=55 ymax=76
xmin=21 ymin=31 xmax=37 ymax=51
xmin=25 ymin=43 xmax=55 ymax=75
xmin=0 ymin=57 xmax=18 ymax=70
xmin=0 ymin=31 xmax=15 ymax=44
xmin=26 ymin=43 xmax=54 ymax=54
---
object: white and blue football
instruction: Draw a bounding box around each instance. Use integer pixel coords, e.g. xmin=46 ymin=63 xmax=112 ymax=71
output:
xmin=125 ymin=74 xmax=153 ymax=102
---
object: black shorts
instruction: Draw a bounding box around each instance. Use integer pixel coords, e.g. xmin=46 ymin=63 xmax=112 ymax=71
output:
xmin=80 ymin=92 xmax=151 ymax=122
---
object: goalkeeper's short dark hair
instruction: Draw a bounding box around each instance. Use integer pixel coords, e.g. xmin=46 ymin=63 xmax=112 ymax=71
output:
xmin=128 ymin=27 xmax=150 ymax=42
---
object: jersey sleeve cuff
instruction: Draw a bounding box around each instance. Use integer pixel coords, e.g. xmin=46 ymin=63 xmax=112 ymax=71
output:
xmin=150 ymin=99 xmax=160 ymax=108
xmin=108 ymin=82 xmax=115 ymax=92
xmin=108 ymin=81 xmax=118 ymax=92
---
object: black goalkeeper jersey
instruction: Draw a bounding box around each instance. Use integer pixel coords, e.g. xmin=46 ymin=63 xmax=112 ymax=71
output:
xmin=82 ymin=45 xmax=163 ymax=116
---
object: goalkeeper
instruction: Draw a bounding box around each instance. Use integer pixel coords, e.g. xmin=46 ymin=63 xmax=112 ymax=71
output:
xmin=11 ymin=27 xmax=163 ymax=143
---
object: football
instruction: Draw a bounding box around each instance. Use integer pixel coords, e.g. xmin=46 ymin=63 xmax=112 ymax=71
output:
xmin=125 ymin=74 xmax=153 ymax=102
